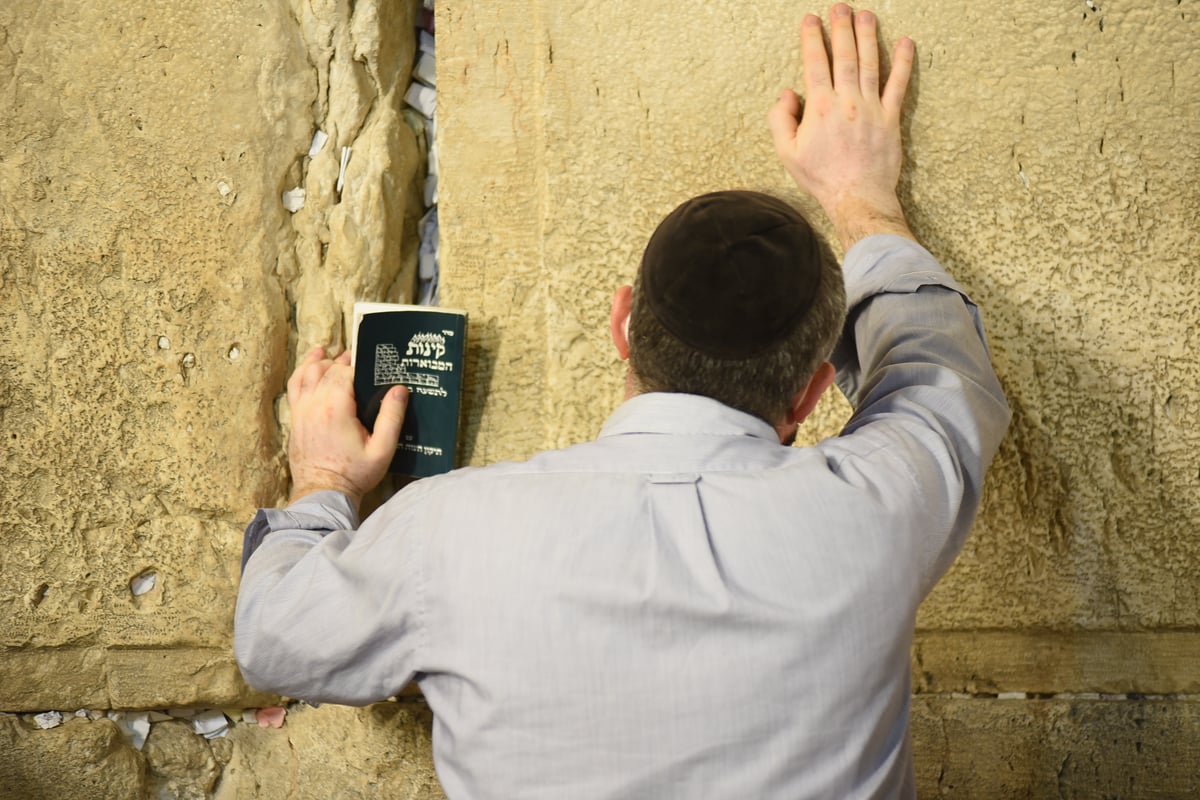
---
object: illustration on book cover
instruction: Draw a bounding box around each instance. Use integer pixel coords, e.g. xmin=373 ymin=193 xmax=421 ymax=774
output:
xmin=352 ymin=304 xmax=467 ymax=478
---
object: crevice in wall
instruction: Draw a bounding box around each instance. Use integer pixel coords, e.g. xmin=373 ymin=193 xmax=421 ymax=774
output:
xmin=406 ymin=1 xmax=440 ymax=306
xmin=277 ymin=0 xmax=427 ymax=360
xmin=917 ymin=691 xmax=1200 ymax=701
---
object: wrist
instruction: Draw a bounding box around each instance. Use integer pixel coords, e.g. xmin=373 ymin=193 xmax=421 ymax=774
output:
xmin=289 ymin=470 xmax=364 ymax=510
xmin=824 ymin=194 xmax=914 ymax=252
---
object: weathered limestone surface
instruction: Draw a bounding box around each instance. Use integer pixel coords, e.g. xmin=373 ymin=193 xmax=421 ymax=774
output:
xmin=439 ymin=0 xmax=1200 ymax=672
xmin=914 ymin=630 xmax=1200 ymax=695
xmin=213 ymin=702 xmax=441 ymax=799
xmin=2 ymin=0 xmax=1199 ymax=795
xmin=911 ymin=696 xmax=1200 ymax=797
xmin=0 ymin=0 xmax=423 ymax=712
xmin=442 ymin=0 xmax=1200 ymax=629
xmin=0 ymin=715 xmax=147 ymax=799
xmin=143 ymin=720 xmax=222 ymax=800
xmin=0 ymin=703 xmax=442 ymax=800
xmin=436 ymin=0 xmax=1200 ymax=793
xmin=8 ymin=698 xmax=1200 ymax=799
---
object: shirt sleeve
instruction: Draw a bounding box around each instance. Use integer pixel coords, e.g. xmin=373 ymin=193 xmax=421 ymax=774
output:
xmin=233 ymin=489 xmax=425 ymax=705
xmin=825 ymin=234 xmax=1011 ymax=594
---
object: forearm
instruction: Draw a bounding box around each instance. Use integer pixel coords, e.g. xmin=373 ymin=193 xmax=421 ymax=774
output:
xmin=240 ymin=490 xmax=359 ymax=572
xmin=830 ymin=235 xmax=1008 ymax=506
xmin=839 ymin=284 xmax=1010 ymax=456
xmin=235 ymin=492 xmax=355 ymax=698
xmin=234 ymin=491 xmax=420 ymax=704
xmin=825 ymin=195 xmax=916 ymax=253
xmin=833 ymin=235 xmax=1006 ymax=421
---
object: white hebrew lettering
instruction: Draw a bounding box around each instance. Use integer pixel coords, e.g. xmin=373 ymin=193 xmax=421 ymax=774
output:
xmin=405 ymin=331 xmax=447 ymax=359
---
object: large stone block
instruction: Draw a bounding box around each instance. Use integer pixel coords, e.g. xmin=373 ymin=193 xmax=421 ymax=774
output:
xmin=912 ymin=696 xmax=1200 ymax=797
xmin=0 ymin=0 xmax=304 ymax=711
xmin=0 ymin=715 xmax=146 ymax=799
xmin=0 ymin=0 xmax=423 ymax=710
xmin=913 ymin=630 xmax=1200 ymax=695
xmin=437 ymin=0 xmax=1200 ymax=635
xmin=0 ymin=703 xmax=443 ymax=799
xmin=144 ymin=720 xmax=221 ymax=800
xmin=213 ymin=702 xmax=442 ymax=799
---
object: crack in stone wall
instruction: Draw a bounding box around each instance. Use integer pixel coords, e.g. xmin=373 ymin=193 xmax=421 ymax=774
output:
xmin=285 ymin=0 xmax=424 ymax=359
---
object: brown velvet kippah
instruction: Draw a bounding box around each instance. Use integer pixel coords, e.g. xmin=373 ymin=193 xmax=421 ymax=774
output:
xmin=639 ymin=190 xmax=823 ymax=359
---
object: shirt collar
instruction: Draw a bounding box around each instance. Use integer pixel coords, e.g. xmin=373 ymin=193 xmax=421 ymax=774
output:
xmin=598 ymin=392 xmax=779 ymax=442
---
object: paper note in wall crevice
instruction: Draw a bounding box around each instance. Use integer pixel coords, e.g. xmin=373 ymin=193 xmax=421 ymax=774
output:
xmin=405 ymin=83 xmax=437 ymax=118
xmin=192 ymin=709 xmax=230 ymax=740
xmin=308 ymin=129 xmax=328 ymax=158
xmin=337 ymin=147 xmax=352 ymax=193
xmin=108 ymin=711 xmax=151 ymax=750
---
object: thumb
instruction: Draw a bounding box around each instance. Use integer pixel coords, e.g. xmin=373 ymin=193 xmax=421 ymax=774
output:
xmin=767 ymin=89 xmax=802 ymax=151
xmin=366 ymin=384 xmax=409 ymax=462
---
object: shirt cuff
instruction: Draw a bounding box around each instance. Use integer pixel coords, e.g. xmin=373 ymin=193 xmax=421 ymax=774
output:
xmin=239 ymin=490 xmax=360 ymax=572
xmin=841 ymin=234 xmax=973 ymax=311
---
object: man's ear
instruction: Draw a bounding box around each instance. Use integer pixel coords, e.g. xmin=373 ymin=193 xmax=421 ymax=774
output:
xmin=610 ymin=285 xmax=633 ymax=360
xmin=786 ymin=361 xmax=836 ymax=426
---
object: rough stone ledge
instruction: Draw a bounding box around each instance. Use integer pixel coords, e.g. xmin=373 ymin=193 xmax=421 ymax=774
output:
xmin=11 ymin=629 xmax=1200 ymax=711
xmin=913 ymin=629 xmax=1200 ymax=695
xmin=5 ymin=697 xmax=1200 ymax=799
xmin=1 ymin=700 xmax=441 ymax=800
xmin=0 ymin=648 xmax=277 ymax=713
xmin=911 ymin=695 xmax=1200 ymax=797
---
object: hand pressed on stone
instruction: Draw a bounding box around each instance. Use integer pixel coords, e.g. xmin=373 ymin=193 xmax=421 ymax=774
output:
xmin=285 ymin=346 xmax=408 ymax=509
xmin=768 ymin=4 xmax=916 ymax=250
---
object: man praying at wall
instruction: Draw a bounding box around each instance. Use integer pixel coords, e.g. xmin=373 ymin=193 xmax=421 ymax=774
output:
xmin=234 ymin=5 xmax=1010 ymax=797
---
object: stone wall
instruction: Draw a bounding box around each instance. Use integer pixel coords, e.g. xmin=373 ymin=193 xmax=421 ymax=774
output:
xmin=2 ymin=0 xmax=1199 ymax=796
xmin=0 ymin=0 xmax=434 ymax=795
xmin=0 ymin=0 xmax=424 ymax=709
xmin=437 ymin=0 xmax=1200 ymax=795
xmin=0 ymin=702 xmax=441 ymax=799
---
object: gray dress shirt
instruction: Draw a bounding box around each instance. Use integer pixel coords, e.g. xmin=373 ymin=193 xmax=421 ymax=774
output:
xmin=235 ymin=235 xmax=1010 ymax=799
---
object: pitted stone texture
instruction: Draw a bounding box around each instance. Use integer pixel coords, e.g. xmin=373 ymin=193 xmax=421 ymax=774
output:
xmin=144 ymin=720 xmax=220 ymax=800
xmin=438 ymin=2 xmax=1200 ymax=636
xmin=905 ymin=2 xmax=1200 ymax=634
xmin=912 ymin=696 xmax=1200 ymax=797
xmin=0 ymin=0 xmax=304 ymax=710
xmin=288 ymin=0 xmax=425 ymax=355
xmin=0 ymin=715 xmax=146 ymax=799
xmin=213 ymin=702 xmax=442 ymax=799
xmin=913 ymin=631 xmax=1200 ymax=696
xmin=0 ymin=0 xmax=423 ymax=710
xmin=1 ymin=704 xmax=442 ymax=799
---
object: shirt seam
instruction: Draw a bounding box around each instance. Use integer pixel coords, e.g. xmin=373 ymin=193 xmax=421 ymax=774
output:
xmin=415 ymin=510 xmax=430 ymax=669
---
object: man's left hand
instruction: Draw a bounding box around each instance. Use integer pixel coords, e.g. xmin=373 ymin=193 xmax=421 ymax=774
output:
xmin=285 ymin=346 xmax=408 ymax=509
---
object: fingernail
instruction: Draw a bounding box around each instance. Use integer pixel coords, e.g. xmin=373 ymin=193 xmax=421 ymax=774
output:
xmin=834 ymin=4 xmax=851 ymax=18
xmin=858 ymin=10 xmax=874 ymax=25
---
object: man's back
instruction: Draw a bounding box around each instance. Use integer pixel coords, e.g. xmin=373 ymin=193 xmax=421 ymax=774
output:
xmin=406 ymin=392 xmax=921 ymax=798
xmin=238 ymin=233 xmax=1008 ymax=798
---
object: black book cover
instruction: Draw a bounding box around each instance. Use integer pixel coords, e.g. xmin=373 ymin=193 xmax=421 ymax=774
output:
xmin=352 ymin=303 xmax=468 ymax=478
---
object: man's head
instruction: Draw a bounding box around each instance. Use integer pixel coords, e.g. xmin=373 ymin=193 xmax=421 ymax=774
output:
xmin=613 ymin=190 xmax=846 ymax=432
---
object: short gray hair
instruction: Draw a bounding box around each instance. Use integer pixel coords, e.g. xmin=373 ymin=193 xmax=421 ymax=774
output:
xmin=628 ymin=198 xmax=846 ymax=425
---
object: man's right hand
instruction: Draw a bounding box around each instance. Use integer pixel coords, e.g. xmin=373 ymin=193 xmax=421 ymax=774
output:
xmin=768 ymin=4 xmax=916 ymax=251
xmin=286 ymin=346 xmax=408 ymax=510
